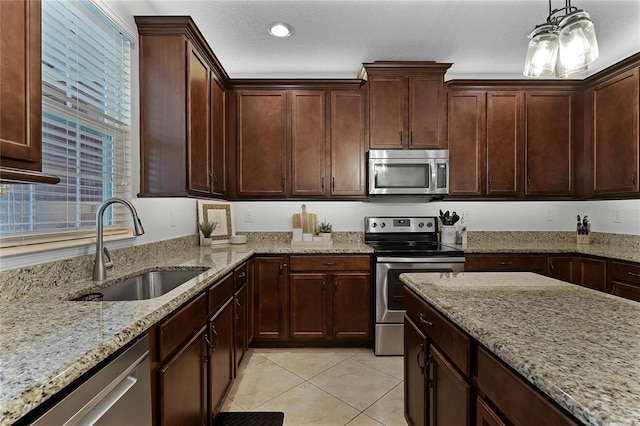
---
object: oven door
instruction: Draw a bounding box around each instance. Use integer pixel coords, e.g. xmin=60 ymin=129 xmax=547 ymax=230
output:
xmin=375 ymin=257 xmax=465 ymax=324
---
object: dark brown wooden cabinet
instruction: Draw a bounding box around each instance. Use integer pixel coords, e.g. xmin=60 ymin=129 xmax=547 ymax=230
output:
xmin=253 ymin=256 xmax=288 ymax=340
xmin=447 ymin=91 xmax=486 ymax=196
xmin=288 ymin=255 xmax=372 ymax=342
xmin=547 ymin=255 xmax=606 ymax=292
xmin=465 ymin=254 xmax=547 ymax=275
xmin=361 ymin=62 xmax=451 ymax=150
xmin=429 ymin=345 xmax=471 ymax=426
xmin=236 ymin=91 xmax=288 ymax=197
xmin=525 ymin=91 xmax=574 ymax=196
xmin=486 ymin=91 xmax=523 ymax=196
xmin=330 ymin=90 xmax=367 ymax=196
xmin=208 ymin=298 xmax=234 ymax=420
xmin=609 ymin=260 xmax=640 ymax=302
xmin=548 ymin=256 xmax=577 ymax=283
xmin=476 ymin=397 xmax=508 ymax=426
xmin=404 ymin=316 xmax=428 ymax=426
xmin=233 ymin=263 xmax=249 ymax=373
xmin=136 ymin=17 xmax=227 ymax=198
xmin=592 ymin=68 xmax=639 ymax=196
xmin=0 ymin=0 xmax=58 ymax=184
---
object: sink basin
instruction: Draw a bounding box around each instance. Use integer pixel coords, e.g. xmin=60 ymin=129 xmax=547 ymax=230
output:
xmin=75 ymin=268 xmax=208 ymax=301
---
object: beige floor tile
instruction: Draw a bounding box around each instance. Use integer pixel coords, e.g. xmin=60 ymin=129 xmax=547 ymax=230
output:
xmin=256 ymin=382 xmax=360 ymax=426
xmin=226 ymin=355 xmax=304 ymax=409
xmin=310 ymin=359 xmax=401 ymax=411
xmin=260 ymin=349 xmax=354 ymax=379
xmin=346 ymin=413 xmax=385 ymax=425
xmin=350 ymin=353 xmax=404 ymax=380
xmin=363 ymin=384 xmax=407 ymax=426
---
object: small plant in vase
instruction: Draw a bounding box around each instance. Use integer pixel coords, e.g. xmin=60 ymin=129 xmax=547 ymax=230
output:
xmin=199 ymin=221 xmax=217 ymax=246
xmin=317 ymin=221 xmax=332 ymax=241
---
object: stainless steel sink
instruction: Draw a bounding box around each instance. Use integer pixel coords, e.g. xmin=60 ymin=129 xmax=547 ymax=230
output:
xmin=75 ymin=268 xmax=208 ymax=301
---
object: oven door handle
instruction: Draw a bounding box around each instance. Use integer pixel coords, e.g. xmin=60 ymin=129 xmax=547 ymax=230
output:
xmin=376 ymin=257 xmax=466 ymax=263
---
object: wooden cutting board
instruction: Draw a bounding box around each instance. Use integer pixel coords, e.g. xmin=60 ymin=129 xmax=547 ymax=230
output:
xmin=292 ymin=204 xmax=316 ymax=234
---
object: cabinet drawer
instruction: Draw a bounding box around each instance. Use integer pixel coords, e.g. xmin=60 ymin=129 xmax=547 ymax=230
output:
xmin=209 ymin=272 xmax=234 ymax=314
xmin=611 ymin=281 xmax=640 ymax=302
xmin=289 ymin=255 xmax=371 ymax=272
xmin=476 ymin=346 xmax=579 ymax=426
xmin=611 ymin=261 xmax=640 ymax=285
xmin=404 ymin=287 xmax=470 ymax=376
xmin=234 ymin=263 xmax=248 ymax=290
xmin=465 ymin=254 xmax=547 ymax=274
xmin=158 ymin=293 xmax=207 ymax=361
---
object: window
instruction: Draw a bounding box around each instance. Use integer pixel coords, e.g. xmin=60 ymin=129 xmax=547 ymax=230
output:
xmin=0 ymin=0 xmax=132 ymax=249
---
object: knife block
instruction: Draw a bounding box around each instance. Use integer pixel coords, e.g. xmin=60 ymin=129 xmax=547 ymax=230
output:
xmin=576 ymin=224 xmax=592 ymax=244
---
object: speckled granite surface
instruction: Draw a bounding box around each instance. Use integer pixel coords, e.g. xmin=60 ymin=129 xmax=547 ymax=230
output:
xmin=0 ymin=237 xmax=372 ymax=425
xmin=402 ymin=272 xmax=640 ymax=426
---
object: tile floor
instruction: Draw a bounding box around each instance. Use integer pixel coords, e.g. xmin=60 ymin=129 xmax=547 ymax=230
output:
xmin=221 ymin=348 xmax=408 ymax=426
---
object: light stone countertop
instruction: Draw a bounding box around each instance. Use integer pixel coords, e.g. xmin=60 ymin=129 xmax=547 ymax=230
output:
xmin=401 ymin=272 xmax=640 ymax=426
xmin=0 ymin=241 xmax=373 ymax=426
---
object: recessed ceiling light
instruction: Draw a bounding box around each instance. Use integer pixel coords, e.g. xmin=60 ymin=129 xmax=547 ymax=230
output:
xmin=269 ymin=23 xmax=291 ymax=38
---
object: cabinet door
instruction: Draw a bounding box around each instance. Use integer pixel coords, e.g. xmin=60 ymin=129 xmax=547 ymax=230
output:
xmin=158 ymin=326 xmax=206 ymax=426
xmin=291 ymin=91 xmax=327 ymax=196
xmin=548 ymin=256 xmax=576 ymax=283
xmin=369 ymin=76 xmax=405 ymax=149
xmin=253 ymin=257 xmax=287 ymax=340
xmin=476 ymin=396 xmax=508 ymax=426
xmin=428 ymin=345 xmax=471 ymax=426
xmin=578 ymin=258 xmax=607 ymax=292
xmin=447 ymin=91 xmax=486 ymax=196
xmin=486 ymin=91 xmax=523 ymax=196
xmin=0 ymin=0 xmax=42 ymax=170
xmin=289 ymin=273 xmax=327 ymax=339
xmin=211 ymin=78 xmax=226 ymax=195
xmin=593 ymin=68 xmax=639 ymax=195
xmin=187 ymin=43 xmax=212 ymax=195
xmin=525 ymin=91 xmax=574 ymax=196
xmin=330 ymin=90 xmax=366 ymax=196
xmin=332 ymin=272 xmax=372 ymax=339
xmin=610 ymin=281 xmax=640 ymax=302
xmin=234 ymin=284 xmax=248 ymax=373
xmin=237 ymin=91 xmax=287 ymax=196
xmin=404 ymin=317 xmax=428 ymax=426
xmin=209 ymin=298 xmax=234 ymax=420
xmin=409 ymin=76 xmax=445 ymax=149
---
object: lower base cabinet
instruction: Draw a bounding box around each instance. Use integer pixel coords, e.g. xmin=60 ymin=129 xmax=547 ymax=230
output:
xmin=548 ymin=255 xmax=607 ymax=292
xmin=404 ymin=317 xmax=427 ymax=426
xmin=609 ymin=260 xmax=640 ymax=302
xmin=476 ymin=397 xmax=507 ymax=426
xmin=208 ymin=298 xmax=234 ymax=420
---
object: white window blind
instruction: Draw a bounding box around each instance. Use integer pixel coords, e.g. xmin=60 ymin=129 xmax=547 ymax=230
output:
xmin=0 ymin=0 xmax=132 ymax=248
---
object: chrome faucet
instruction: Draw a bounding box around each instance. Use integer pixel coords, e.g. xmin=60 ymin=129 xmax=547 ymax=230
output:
xmin=93 ymin=197 xmax=145 ymax=281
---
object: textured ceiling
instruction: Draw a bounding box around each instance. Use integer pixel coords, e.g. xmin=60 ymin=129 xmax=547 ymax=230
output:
xmin=140 ymin=0 xmax=640 ymax=80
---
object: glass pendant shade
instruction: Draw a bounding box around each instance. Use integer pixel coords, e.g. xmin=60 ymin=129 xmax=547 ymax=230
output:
xmin=523 ymin=24 xmax=559 ymax=77
xmin=558 ymin=10 xmax=599 ymax=69
xmin=555 ymin=59 xmax=588 ymax=78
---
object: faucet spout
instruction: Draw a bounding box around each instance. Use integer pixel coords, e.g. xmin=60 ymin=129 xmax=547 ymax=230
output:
xmin=93 ymin=198 xmax=145 ymax=281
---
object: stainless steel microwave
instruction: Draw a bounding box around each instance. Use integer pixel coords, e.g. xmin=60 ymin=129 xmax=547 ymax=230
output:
xmin=367 ymin=150 xmax=449 ymax=196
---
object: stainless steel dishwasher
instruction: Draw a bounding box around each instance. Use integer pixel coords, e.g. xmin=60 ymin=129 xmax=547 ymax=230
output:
xmin=30 ymin=335 xmax=152 ymax=425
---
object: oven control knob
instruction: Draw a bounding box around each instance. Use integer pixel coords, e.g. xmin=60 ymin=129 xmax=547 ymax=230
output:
xmin=418 ymin=222 xmax=424 ymax=228
xmin=371 ymin=222 xmax=377 ymax=228
xmin=426 ymin=222 xmax=433 ymax=228
xmin=380 ymin=222 xmax=386 ymax=228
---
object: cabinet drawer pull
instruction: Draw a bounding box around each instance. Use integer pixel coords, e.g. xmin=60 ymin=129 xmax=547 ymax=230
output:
xmin=211 ymin=326 xmax=218 ymax=352
xmin=632 ymin=170 xmax=637 ymax=186
xmin=399 ymin=130 xmax=403 ymax=144
xmin=425 ymin=354 xmax=434 ymax=388
xmin=321 ymin=177 xmax=325 ymax=191
xmin=628 ymin=272 xmax=640 ymax=278
xmin=204 ymin=333 xmax=212 ymax=358
xmin=416 ymin=343 xmax=425 ymax=373
xmin=323 ymin=262 xmax=338 ymax=266
xmin=334 ymin=277 xmax=338 ymax=293
xmin=322 ymin=277 xmax=326 ymax=295
xmin=237 ymin=272 xmax=246 ymax=279
xmin=332 ymin=177 xmax=335 ymax=192
xmin=410 ymin=131 xmax=413 ymax=145
xmin=610 ymin=286 xmax=616 ymax=295
xmin=419 ymin=313 xmax=433 ymax=326
xmin=496 ymin=261 xmax=513 ymax=266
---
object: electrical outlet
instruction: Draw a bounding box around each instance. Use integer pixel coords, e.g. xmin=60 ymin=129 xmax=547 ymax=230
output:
xmin=244 ymin=211 xmax=253 ymax=223
xmin=545 ymin=210 xmax=553 ymax=221
xmin=613 ymin=211 xmax=622 ymax=223
xmin=462 ymin=210 xmax=471 ymax=222
xmin=169 ymin=211 xmax=176 ymax=227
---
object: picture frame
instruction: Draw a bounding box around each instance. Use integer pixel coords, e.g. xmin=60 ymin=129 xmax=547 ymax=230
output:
xmin=197 ymin=200 xmax=234 ymax=245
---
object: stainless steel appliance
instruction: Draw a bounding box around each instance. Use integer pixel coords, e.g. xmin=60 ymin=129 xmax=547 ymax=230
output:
xmin=365 ymin=216 xmax=465 ymax=355
xmin=367 ymin=150 xmax=449 ymax=196
xmin=30 ymin=335 xmax=152 ymax=425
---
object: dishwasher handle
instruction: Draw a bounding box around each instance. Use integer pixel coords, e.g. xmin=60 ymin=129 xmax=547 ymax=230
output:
xmin=75 ymin=372 xmax=138 ymax=426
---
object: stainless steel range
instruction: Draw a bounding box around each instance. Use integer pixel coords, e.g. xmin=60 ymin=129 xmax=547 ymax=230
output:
xmin=364 ymin=216 xmax=465 ymax=355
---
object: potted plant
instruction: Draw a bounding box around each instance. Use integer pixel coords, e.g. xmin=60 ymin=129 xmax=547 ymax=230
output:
xmin=317 ymin=220 xmax=332 ymax=241
xmin=199 ymin=221 xmax=217 ymax=246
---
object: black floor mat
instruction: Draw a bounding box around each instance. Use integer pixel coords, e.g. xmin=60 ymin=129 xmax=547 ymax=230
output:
xmin=214 ymin=412 xmax=284 ymax=426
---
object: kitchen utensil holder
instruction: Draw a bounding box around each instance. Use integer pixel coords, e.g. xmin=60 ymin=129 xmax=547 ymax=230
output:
xmin=577 ymin=224 xmax=592 ymax=244
xmin=440 ymin=225 xmax=457 ymax=244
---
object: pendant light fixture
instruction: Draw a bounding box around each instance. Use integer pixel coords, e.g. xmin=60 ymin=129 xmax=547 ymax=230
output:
xmin=523 ymin=0 xmax=599 ymax=78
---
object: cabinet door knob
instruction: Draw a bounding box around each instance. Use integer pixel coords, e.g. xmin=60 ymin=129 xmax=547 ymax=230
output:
xmin=399 ymin=131 xmax=403 ymax=144
xmin=333 ymin=277 xmax=338 ymax=293
xmin=425 ymin=354 xmax=434 ymax=388
xmin=332 ymin=177 xmax=335 ymax=192
xmin=632 ymin=170 xmax=637 ymax=187
xmin=322 ymin=277 xmax=326 ymax=295
xmin=416 ymin=343 xmax=425 ymax=374
xmin=321 ymin=177 xmax=325 ymax=191
xmin=211 ymin=326 xmax=218 ymax=352
xmin=410 ymin=131 xmax=414 ymax=146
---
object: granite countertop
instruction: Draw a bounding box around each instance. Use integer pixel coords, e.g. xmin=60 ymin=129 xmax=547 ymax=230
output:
xmin=401 ymin=272 xmax=640 ymax=426
xmin=0 ymin=240 xmax=373 ymax=425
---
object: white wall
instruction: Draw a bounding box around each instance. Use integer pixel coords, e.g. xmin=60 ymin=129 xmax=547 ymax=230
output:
xmin=232 ymin=199 xmax=640 ymax=235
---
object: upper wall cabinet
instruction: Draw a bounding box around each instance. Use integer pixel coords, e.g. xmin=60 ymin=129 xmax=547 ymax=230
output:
xmin=229 ymin=86 xmax=366 ymax=200
xmin=591 ymin=67 xmax=639 ymax=196
xmin=359 ymin=62 xmax=451 ymax=150
xmin=0 ymin=0 xmax=58 ymax=184
xmin=136 ymin=16 xmax=227 ymax=198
